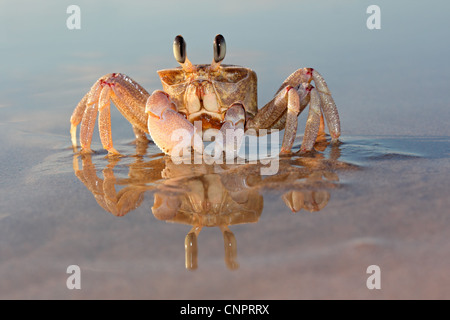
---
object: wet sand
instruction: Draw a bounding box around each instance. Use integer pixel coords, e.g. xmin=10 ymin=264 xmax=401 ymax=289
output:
xmin=1 ymin=121 xmax=449 ymax=299
xmin=1 ymin=0 xmax=450 ymax=300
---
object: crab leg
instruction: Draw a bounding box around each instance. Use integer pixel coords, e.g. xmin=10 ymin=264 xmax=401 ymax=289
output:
xmin=281 ymin=86 xmax=306 ymax=153
xmin=270 ymin=84 xmax=311 ymax=131
xmin=246 ymin=89 xmax=288 ymax=131
xmin=311 ymin=69 xmax=340 ymax=141
xmin=281 ymin=68 xmax=340 ymax=144
xmin=275 ymin=67 xmax=314 ymax=95
xmin=107 ymin=74 xmax=149 ymax=134
xmin=215 ymin=102 xmax=246 ymax=158
xmin=70 ymin=92 xmax=89 ymax=149
xmin=71 ymin=73 xmax=150 ymax=153
xmin=247 ymin=84 xmax=311 ymax=153
xmin=98 ymin=86 xmax=119 ymax=154
xmin=300 ymin=88 xmax=322 ymax=152
xmin=79 ymin=81 xmax=102 ymax=152
xmin=248 ymin=67 xmax=340 ymax=153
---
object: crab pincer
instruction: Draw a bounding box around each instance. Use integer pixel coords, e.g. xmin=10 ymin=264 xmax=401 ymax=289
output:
xmin=145 ymin=90 xmax=203 ymax=157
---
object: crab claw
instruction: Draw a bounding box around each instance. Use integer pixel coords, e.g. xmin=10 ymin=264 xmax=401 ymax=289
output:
xmin=145 ymin=90 xmax=203 ymax=157
xmin=151 ymin=192 xmax=181 ymax=220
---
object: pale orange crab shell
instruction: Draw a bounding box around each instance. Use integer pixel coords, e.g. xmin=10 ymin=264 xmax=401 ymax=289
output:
xmin=156 ymin=64 xmax=258 ymax=118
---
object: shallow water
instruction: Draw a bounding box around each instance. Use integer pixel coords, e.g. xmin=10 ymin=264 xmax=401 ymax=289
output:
xmin=1 ymin=125 xmax=449 ymax=299
xmin=1 ymin=0 xmax=450 ymax=299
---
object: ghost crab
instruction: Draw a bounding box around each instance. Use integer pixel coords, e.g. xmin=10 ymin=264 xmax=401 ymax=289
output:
xmin=70 ymin=34 xmax=340 ymax=156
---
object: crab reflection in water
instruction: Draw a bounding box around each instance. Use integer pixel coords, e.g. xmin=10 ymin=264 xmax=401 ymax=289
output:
xmin=73 ymin=142 xmax=355 ymax=270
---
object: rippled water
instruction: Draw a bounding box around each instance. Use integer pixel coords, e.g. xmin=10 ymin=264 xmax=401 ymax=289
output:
xmin=1 ymin=0 xmax=450 ymax=299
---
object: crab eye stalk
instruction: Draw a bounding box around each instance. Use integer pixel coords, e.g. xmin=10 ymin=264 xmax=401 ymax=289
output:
xmin=213 ymin=34 xmax=226 ymax=63
xmin=173 ymin=35 xmax=196 ymax=72
xmin=173 ymin=35 xmax=186 ymax=64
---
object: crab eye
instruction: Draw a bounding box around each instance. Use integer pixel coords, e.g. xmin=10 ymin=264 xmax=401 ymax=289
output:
xmin=173 ymin=35 xmax=186 ymax=64
xmin=213 ymin=34 xmax=226 ymax=63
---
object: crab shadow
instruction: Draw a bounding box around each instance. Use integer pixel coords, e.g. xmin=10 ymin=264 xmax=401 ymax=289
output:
xmin=72 ymin=139 xmax=356 ymax=270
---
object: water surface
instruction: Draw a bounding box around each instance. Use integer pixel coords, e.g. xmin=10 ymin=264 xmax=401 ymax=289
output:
xmin=1 ymin=0 xmax=450 ymax=299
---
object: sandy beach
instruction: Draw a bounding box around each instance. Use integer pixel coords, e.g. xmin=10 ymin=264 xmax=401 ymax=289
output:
xmin=1 ymin=0 xmax=450 ymax=300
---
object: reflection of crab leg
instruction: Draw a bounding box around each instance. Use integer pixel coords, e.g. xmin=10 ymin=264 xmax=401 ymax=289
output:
xmin=184 ymin=225 xmax=239 ymax=270
xmin=185 ymin=226 xmax=202 ymax=270
xmin=70 ymin=73 xmax=150 ymax=153
xmin=282 ymin=189 xmax=330 ymax=212
xmin=220 ymin=226 xmax=239 ymax=270
xmin=73 ymin=153 xmax=150 ymax=216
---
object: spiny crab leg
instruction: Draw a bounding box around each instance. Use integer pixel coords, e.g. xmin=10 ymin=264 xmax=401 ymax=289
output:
xmin=280 ymin=67 xmax=341 ymax=142
xmin=98 ymin=85 xmax=119 ymax=154
xmin=281 ymin=84 xmax=313 ymax=153
xmin=71 ymin=74 xmax=205 ymax=156
xmin=300 ymin=88 xmax=322 ymax=152
xmin=249 ymin=67 xmax=340 ymax=153
xmin=215 ymin=102 xmax=246 ymax=158
xmin=70 ymin=93 xmax=88 ymax=150
xmin=70 ymin=73 xmax=150 ymax=154
xmin=70 ymin=80 xmax=102 ymax=152
xmin=79 ymin=93 xmax=99 ymax=153
xmin=246 ymin=82 xmax=311 ymax=154
xmin=311 ymin=69 xmax=340 ymax=141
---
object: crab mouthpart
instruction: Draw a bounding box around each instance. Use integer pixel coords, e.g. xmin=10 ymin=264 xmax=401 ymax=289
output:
xmin=189 ymin=112 xmax=223 ymax=130
xmin=185 ymin=81 xmax=220 ymax=118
